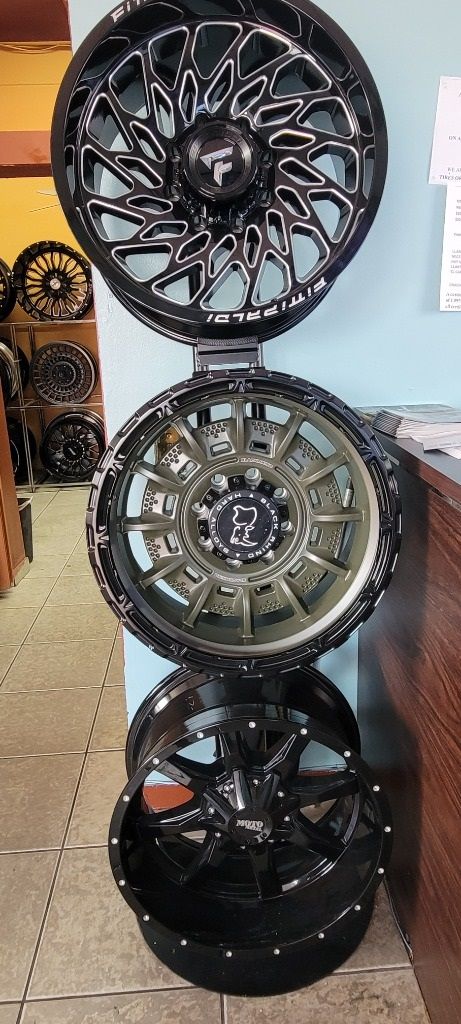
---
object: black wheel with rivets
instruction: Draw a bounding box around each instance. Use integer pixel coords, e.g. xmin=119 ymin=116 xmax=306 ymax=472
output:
xmin=87 ymin=368 xmax=400 ymax=675
xmin=110 ymin=670 xmax=391 ymax=994
xmin=125 ymin=664 xmax=361 ymax=778
xmin=52 ymin=0 xmax=387 ymax=343
xmin=40 ymin=410 xmax=105 ymax=481
xmin=13 ymin=241 xmax=93 ymax=322
xmin=0 ymin=258 xmax=16 ymax=320
xmin=31 ymin=341 xmax=98 ymax=405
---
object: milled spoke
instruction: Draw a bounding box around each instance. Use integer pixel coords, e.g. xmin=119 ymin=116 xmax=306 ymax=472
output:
xmin=232 ymin=398 xmax=245 ymax=451
xmin=136 ymin=804 xmax=203 ymax=838
xmin=248 ymin=843 xmax=282 ymax=899
xmin=174 ymin=416 xmax=208 ymax=462
xmin=278 ymin=577 xmax=310 ymax=621
xmin=287 ymin=816 xmax=345 ymax=859
xmin=158 ymin=754 xmax=218 ymax=796
xmin=120 ymin=513 xmax=173 ymax=533
xmin=298 ymin=450 xmax=349 ymax=484
xmin=275 ymin=409 xmax=305 ymax=459
xmin=288 ymin=770 xmax=359 ymax=804
xmin=264 ymin=731 xmax=310 ymax=782
xmin=180 ymin=834 xmax=225 ymax=884
xmin=132 ymin=460 xmax=182 ymax=490
xmin=139 ymin=554 xmax=186 ymax=587
xmin=216 ymin=730 xmax=253 ymax=772
xmin=183 ymin=579 xmax=214 ymax=628
xmin=302 ymin=550 xmax=349 ymax=579
xmin=232 ymin=768 xmax=252 ymax=808
xmin=312 ymin=506 xmax=364 ymax=524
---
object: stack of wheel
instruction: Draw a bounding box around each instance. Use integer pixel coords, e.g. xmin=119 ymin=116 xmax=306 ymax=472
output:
xmin=53 ymin=0 xmax=401 ymax=996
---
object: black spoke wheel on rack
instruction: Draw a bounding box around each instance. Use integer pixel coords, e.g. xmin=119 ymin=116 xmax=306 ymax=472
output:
xmin=52 ymin=0 xmax=387 ymax=343
xmin=0 ymin=258 xmax=16 ymax=321
xmin=7 ymin=417 xmax=37 ymax=484
xmin=31 ymin=341 xmax=98 ymax=405
xmin=13 ymin=241 xmax=93 ymax=322
xmin=87 ymin=369 xmax=400 ymax=675
xmin=126 ymin=663 xmax=361 ymax=777
xmin=0 ymin=340 xmax=19 ymax=404
xmin=40 ymin=410 xmax=105 ymax=482
xmin=2 ymin=339 xmax=30 ymax=392
xmin=110 ymin=670 xmax=391 ymax=994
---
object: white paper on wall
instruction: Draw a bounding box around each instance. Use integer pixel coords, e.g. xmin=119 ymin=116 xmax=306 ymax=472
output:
xmin=440 ymin=185 xmax=461 ymax=311
xmin=429 ymin=77 xmax=461 ymax=185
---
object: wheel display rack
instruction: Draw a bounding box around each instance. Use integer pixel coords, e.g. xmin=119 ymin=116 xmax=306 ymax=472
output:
xmin=2 ymin=319 xmax=103 ymax=491
xmin=52 ymin=0 xmax=401 ymax=996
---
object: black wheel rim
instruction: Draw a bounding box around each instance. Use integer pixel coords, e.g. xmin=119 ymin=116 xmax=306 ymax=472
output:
xmin=0 ymin=342 xmax=19 ymax=404
xmin=0 ymin=258 xmax=16 ymax=320
xmin=7 ymin=418 xmax=37 ymax=483
xmin=110 ymin=682 xmax=391 ymax=953
xmin=87 ymin=369 xmax=400 ymax=674
xmin=40 ymin=411 xmax=105 ymax=481
xmin=13 ymin=241 xmax=93 ymax=322
xmin=31 ymin=341 xmax=98 ymax=404
xmin=125 ymin=664 xmax=361 ymax=777
xmin=52 ymin=0 xmax=387 ymax=343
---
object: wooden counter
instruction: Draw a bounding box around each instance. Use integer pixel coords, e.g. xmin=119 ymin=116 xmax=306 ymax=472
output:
xmin=358 ymin=432 xmax=461 ymax=1024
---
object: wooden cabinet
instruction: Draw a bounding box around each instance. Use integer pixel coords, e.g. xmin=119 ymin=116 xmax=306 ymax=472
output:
xmin=358 ymin=434 xmax=461 ymax=1024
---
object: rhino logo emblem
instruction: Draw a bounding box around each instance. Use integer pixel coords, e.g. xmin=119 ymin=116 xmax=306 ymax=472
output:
xmin=230 ymin=505 xmax=258 ymax=548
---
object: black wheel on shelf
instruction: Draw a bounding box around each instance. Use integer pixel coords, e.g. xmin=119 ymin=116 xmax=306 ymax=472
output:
xmin=2 ymin=338 xmax=30 ymax=392
xmin=7 ymin=417 xmax=37 ymax=484
xmin=109 ymin=669 xmax=391 ymax=994
xmin=0 ymin=258 xmax=16 ymax=320
xmin=13 ymin=241 xmax=93 ymax=322
xmin=30 ymin=341 xmax=98 ymax=405
xmin=52 ymin=0 xmax=387 ymax=344
xmin=0 ymin=340 xmax=19 ymax=404
xmin=40 ymin=410 xmax=105 ymax=482
xmin=87 ymin=368 xmax=401 ymax=675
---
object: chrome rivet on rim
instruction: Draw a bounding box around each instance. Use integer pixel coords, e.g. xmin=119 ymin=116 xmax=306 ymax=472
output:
xmin=122 ymin=794 xmax=129 ymax=803
xmin=284 ymin=815 xmax=290 ymax=822
xmin=225 ymin=950 xmax=233 ymax=958
xmin=110 ymin=837 xmax=118 ymax=845
xmin=373 ymin=785 xmax=380 ymax=792
xmin=273 ymin=948 xmax=280 ymax=956
xmin=300 ymin=728 xmax=307 ymax=735
xmin=118 ymin=879 xmax=126 ymax=887
xmin=143 ymin=914 xmax=150 ymax=922
xmin=152 ymin=757 xmax=159 ymax=766
xmin=384 ymin=826 xmax=392 ymax=833
xmin=249 ymin=721 xmax=256 ymax=729
xmin=180 ymin=939 xmax=187 ymax=946
xmin=215 ymin=832 xmax=222 ymax=838
xmin=197 ymin=731 xmax=204 ymax=739
xmin=344 ymin=750 xmax=351 ymax=758
xmin=378 ymin=867 xmax=385 ymax=875
xmin=277 ymin=790 xmax=284 ymax=798
xmin=354 ymin=904 xmax=361 ymax=911
xmin=318 ymin=932 xmax=325 ymax=940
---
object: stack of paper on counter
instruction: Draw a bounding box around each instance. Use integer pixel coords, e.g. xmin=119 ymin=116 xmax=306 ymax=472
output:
xmin=358 ymin=404 xmax=461 ymax=459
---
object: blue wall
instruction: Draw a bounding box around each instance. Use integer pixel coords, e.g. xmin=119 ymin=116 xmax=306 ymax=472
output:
xmin=68 ymin=0 xmax=458 ymax=720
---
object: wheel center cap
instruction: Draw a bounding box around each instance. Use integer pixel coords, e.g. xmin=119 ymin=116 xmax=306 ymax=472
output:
xmin=208 ymin=489 xmax=281 ymax=562
xmin=50 ymin=277 xmax=62 ymax=291
xmin=228 ymin=807 xmax=273 ymax=845
xmin=63 ymin=439 xmax=84 ymax=460
xmin=183 ymin=121 xmax=257 ymax=201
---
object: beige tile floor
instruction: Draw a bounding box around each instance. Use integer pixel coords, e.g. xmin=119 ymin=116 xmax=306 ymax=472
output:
xmin=0 ymin=488 xmax=431 ymax=1023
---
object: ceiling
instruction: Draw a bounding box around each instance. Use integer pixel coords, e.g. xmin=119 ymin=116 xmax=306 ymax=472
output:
xmin=0 ymin=0 xmax=70 ymax=42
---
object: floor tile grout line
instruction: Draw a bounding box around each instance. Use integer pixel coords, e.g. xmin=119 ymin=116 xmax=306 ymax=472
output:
xmin=19 ymin=629 xmax=120 ymax=1012
xmin=20 ymin=984 xmax=196 ymax=1004
xmin=0 ymin=747 xmax=124 ymax=760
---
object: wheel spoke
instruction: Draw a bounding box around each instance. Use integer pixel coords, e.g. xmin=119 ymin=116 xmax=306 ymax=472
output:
xmin=120 ymin=513 xmax=173 ymax=533
xmin=302 ymin=550 xmax=349 ymax=579
xmin=312 ymin=506 xmax=364 ymax=524
xmin=180 ymin=834 xmax=225 ymax=884
xmin=298 ymin=451 xmax=349 ymax=484
xmin=288 ymin=770 xmax=359 ymax=804
xmin=248 ymin=843 xmax=282 ymax=899
xmin=136 ymin=803 xmax=203 ymax=838
xmin=139 ymin=554 xmax=186 ymax=587
xmin=286 ymin=815 xmax=345 ymax=859
xmin=158 ymin=753 xmax=218 ymax=797
xmin=264 ymin=731 xmax=310 ymax=782
xmin=132 ymin=460 xmax=182 ymax=491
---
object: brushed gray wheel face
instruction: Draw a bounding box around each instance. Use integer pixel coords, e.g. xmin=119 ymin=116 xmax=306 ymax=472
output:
xmin=88 ymin=371 xmax=400 ymax=672
xmin=31 ymin=342 xmax=98 ymax=405
xmin=52 ymin=0 xmax=387 ymax=342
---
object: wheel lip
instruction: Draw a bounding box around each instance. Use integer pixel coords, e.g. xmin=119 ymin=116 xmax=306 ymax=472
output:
xmin=51 ymin=0 xmax=387 ymax=344
xmin=124 ymin=663 xmax=362 ymax=776
xmin=109 ymin=710 xmax=392 ymax=949
xmin=87 ymin=369 xmax=401 ymax=674
xmin=12 ymin=240 xmax=94 ymax=322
